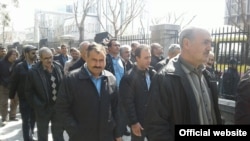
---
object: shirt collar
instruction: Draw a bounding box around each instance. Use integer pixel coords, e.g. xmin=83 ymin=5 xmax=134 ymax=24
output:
xmin=179 ymin=56 xmax=204 ymax=75
xmin=109 ymin=54 xmax=120 ymax=59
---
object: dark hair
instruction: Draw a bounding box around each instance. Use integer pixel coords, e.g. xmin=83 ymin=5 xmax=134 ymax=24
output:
xmin=69 ymin=47 xmax=78 ymax=53
xmin=61 ymin=44 xmax=66 ymax=48
xmin=150 ymin=43 xmax=162 ymax=54
xmin=229 ymin=58 xmax=237 ymax=64
xmin=4 ymin=48 xmax=19 ymax=61
xmin=135 ymin=44 xmax=150 ymax=58
xmin=107 ymin=39 xmax=117 ymax=48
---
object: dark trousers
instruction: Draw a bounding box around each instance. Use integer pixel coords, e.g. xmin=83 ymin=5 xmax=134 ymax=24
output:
xmin=35 ymin=107 xmax=64 ymax=141
xmin=120 ymin=106 xmax=129 ymax=134
xmin=19 ymin=99 xmax=36 ymax=141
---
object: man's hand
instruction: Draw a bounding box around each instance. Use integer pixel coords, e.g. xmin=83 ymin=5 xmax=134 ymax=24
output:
xmin=116 ymin=137 xmax=122 ymax=141
xmin=131 ymin=122 xmax=144 ymax=136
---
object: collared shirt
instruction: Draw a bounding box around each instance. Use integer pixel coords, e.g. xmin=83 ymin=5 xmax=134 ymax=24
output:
xmin=145 ymin=71 xmax=151 ymax=90
xmin=84 ymin=63 xmax=104 ymax=96
xmin=180 ymin=57 xmax=216 ymax=124
xmin=62 ymin=55 xmax=69 ymax=65
xmin=111 ymin=55 xmax=124 ymax=87
xmin=26 ymin=61 xmax=35 ymax=70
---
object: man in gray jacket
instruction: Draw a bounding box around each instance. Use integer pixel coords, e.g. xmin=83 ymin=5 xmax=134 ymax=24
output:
xmin=145 ymin=26 xmax=222 ymax=141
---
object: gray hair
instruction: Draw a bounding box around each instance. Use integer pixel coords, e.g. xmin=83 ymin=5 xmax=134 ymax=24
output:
xmin=131 ymin=41 xmax=140 ymax=47
xmin=179 ymin=26 xmax=210 ymax=48
xmin=168 ymin=44 xmax=181 ymax=54
xmin=120 ymin=45 xmax=131 ymax=54
xmin=79 ymin=41 xmax=90 ymax=52
xmin=39 ymin=47 xmax=52 ymax=58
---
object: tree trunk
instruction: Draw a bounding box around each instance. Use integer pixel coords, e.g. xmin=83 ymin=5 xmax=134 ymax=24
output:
xmin=79 ymin=26 xmax=84 ymax=43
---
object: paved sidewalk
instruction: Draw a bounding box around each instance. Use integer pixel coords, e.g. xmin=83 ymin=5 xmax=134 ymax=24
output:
xmin=0 ymin=113 xmax=131 ymax=141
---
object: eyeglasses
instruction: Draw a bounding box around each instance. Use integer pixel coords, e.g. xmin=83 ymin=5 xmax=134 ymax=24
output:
xmin=42 ymin=56 xmax=53 ymax=61
xmin=113 ymin=44 xmax=120 ymax=47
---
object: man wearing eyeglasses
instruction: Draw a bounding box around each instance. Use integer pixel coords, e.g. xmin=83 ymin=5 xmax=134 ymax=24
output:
xmin=9 ymin=45 xmax=38 ymax=141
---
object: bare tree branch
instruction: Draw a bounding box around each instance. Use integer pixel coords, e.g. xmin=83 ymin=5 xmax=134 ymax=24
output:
xmin=73 ymin=0 xmax=96 ymax=42
xmin=98 ymin=0 xmax=145 ymax=38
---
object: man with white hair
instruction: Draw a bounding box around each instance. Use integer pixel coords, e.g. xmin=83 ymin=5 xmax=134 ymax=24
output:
xmin=154 ymin=44 xmax=181 ymax=72
xmin=25 ymin=47 xmax=65 ymax=141
xmin=120 ymin=44 xmax=134 ymax=72
xmin=68 ymin=41 xmax=90 ymax=72
xmin=146 ymin=26 xmax=222 ymax=140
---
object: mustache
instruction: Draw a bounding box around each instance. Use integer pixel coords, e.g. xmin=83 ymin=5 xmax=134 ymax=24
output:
xmin=93 ymin=66 xmax=102 ymax=69
xmin=207 ymin=62 xmax=212 ymax=66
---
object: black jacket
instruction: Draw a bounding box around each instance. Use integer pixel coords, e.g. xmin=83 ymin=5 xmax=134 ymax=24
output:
xmin=150 ymin=55 xmax=164 ymax=68
xmin=119 ymin=65 xmax=156 ymax=126
xmin=55 ymin=67 xmax=122 ymax=141
xmin=235 ymin=70 xmax=250 ymax=124
xmin=0 ymin=59 xmax=12 ymax=87
xmin=68 ymin=58 xmax=85 ymax=72
xmin=154 ymin=58 xmax=169 ymax=72
xmin=25 ymin=61 xmax=64 ymax=113
xmin=221 ymin=68 xmax=240 ymax=100
xmin=145 ymin=56 xmax=222 ymax=141
xmin=105 ymin=54 xmax=126 ymax=75
xmin=54 ymin=54 xmax=71 ymax=67
xmin=9 ymin=61 xmax=32 ymax=100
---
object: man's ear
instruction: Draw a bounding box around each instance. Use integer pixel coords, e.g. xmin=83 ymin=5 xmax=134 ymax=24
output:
xmin=182 ymin=38 xmax=190 ymax=49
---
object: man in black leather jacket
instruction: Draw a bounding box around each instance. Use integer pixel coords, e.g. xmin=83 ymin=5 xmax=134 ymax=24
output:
xmin=55 ymin=43 xmax=122 ymax=141
xmin=9 ymin=45 xmax=38 ymax=141
xmin=120 ymin=44 xmax=156 ymax=141
xmin=25 ymin=47 xmax=64 ymax=141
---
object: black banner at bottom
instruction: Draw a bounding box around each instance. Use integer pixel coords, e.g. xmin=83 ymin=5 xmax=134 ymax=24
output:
xmin=175 ymin=125 xmax=250 ymax=140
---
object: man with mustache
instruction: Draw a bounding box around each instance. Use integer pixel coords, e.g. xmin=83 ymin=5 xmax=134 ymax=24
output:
xmin=145 ymin=26 xmax=222 ymax=141
xmin=55 ymin=43 xmax=122 ymax=141
xmin=205 ymin=51 xmax=218 ymax=80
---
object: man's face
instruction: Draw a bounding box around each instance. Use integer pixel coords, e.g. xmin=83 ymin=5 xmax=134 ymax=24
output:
xmin=168 ymin=49 xmax=181 ymax=59
xmin=207 ymin=53 xmax=214 ymax=67
xmin=71 ymin=50 xmax=80 ymax=61
xmin=136 ymin=49 xmax=151 ymax=70
xmin=9 ymin=51 xmax=18 ymax=63
xmin=120 ymin=48 xmax=131 ymax=61
xmin=61 ymin=46 xmax=68 ymax=55
xmin=27 ymin=50 xmax=37 ymax=61
xmin=108 ymin=41 xmax=120 ymax=55
xmin=86 ymin=50 xmax=106 ymax=78
xmin=40 ymin=51 xmax=53 ymax=69
xmin=0 ymin=48 xmax=7 ymax=57
xmin=154 ymin=46 xmax=163 ymax=56
xmin=186 ymin=30 xmax=212 ymax=66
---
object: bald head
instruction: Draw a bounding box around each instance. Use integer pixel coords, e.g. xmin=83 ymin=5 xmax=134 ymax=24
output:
xmin=79 ymin=41 xmax=90 ymax=60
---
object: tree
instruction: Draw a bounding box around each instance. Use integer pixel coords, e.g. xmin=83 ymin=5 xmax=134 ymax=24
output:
xmin=0 ymin=0 xmax=18 ymax=46
xmin=226 ymin=0 xmax=248 ymax=31
xmin=73 ymin=0 xmax=96 ymax=43
xmin=97 ymin=0 xmax=145 ymax=38
xmin=151 ymin=12 xmax=196 ymax=29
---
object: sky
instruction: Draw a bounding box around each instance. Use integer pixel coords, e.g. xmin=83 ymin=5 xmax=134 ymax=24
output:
xmin=148 ymin=0 xmax=225 ymax=29
xmin=10 ymin=0 xmax=225 ymax=31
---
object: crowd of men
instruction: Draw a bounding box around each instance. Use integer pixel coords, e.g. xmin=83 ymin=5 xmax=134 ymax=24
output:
xmin=0 ymin=26 xmax=249 ymax=141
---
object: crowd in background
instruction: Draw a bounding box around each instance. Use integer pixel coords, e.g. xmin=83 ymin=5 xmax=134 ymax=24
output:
xmin=0 ymin=26 xmax=249 ymax=141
